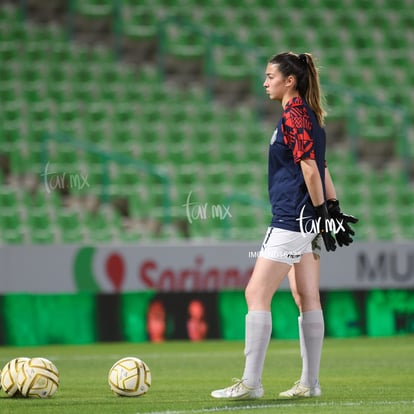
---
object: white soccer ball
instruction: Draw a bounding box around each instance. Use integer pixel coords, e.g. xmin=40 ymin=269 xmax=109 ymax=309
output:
xmin=108 ymin=357 xmax=151 ymax=397
xmin=1 ymin=357 xmax=30 ymax=397
xmin=17 ymin=357 xmax=59 ymax=398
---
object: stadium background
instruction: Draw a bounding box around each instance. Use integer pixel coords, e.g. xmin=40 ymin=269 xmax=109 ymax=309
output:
xmin=0 ymin=0 xmax=413 ymax=346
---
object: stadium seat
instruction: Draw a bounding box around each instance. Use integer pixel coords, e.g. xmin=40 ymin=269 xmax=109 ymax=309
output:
xmin=213 ymin=44 xmax=254 ymax=81
xmin=198 ymin=7 xmax=232 ymax=36
xmin=83 ymin=210 xmax=114 ymax=242
xmin=73 ymin=0 xmax=113 ymax=19
xmin=0 ymin=211 xmax=25 ymax=244
xmin=120 ymin=5 xmax=157 ymax=42
xmin=26 ymin=204 xmax=56 ymax=244
xmin=164 ymin=22 xmax=207 ymax=70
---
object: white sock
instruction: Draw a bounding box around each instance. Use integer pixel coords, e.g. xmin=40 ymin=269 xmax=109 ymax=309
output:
xmin=298 ymin=315 xmax=304 ymax=359
xmin=299 ymin=310 xmax=324 ymax=388
xmin=242 ymin=311 xmax=272 ymax=388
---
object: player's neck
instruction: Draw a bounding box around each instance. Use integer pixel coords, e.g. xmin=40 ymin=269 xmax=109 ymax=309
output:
xmin=282 ymin=92 xmax=300 ymax=109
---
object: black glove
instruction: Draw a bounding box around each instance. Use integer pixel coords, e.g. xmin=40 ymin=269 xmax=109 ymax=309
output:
xmin=327 ymin=199 xmax=359 ymax=247
xmin=314 ymin=203 xmax=337 ymax=252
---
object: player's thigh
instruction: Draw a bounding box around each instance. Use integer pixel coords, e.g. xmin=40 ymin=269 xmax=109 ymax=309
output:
xmin=292 ymin=252 xmax=321 ymax=309
xmin=287 ymin=266 xmax=301 ymax=307
xmin=245 ymin=256 xmax=291 ymax=310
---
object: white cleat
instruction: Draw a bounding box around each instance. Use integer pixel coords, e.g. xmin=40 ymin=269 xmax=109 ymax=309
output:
xmin=279 ymin=380 xmax=322 ymax=398
xmin=211 ymin=378 xmax=264 ymax=400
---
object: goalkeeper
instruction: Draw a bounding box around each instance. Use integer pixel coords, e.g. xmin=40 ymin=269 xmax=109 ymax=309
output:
xmin=211 ymin=51 xmax=358 ymax=401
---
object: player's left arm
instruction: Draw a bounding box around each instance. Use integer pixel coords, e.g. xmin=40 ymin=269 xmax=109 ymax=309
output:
xmin=301 ymin=159 xmax=325 ymax=207
xmin=285 ymin=107 xmax=327 ymax=209
xmin=325 ymin=166 xmax=337 ymax=201
xmin=301 ymin=158 xmax=336 ymax=251
xmin=284 ymin=107 xmax=336 ymax=250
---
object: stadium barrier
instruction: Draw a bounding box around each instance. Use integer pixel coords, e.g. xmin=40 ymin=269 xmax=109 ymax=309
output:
xmin=1 ymin=241 xmax=413 ymax=345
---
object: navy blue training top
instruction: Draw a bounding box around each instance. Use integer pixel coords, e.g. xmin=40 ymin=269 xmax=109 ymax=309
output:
xmin=268 ymin=96 xmax=326 ymax=232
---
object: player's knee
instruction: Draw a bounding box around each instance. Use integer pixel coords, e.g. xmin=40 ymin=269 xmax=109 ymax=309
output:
xmin=245 ymin=285 xmax=272 ymax=310
xmin=297 ymin=292 xmax=321 ymax=311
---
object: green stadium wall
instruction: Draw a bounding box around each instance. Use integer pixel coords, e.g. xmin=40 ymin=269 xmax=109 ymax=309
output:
xmin=1 ymin=290 xmax=414 ymax=346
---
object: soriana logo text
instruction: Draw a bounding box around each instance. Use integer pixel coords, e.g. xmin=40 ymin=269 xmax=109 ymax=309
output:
xmin=73 ymin=247 xmax=253 ymax=292
xmin=140 ymin=256 xmax=252 ymax=291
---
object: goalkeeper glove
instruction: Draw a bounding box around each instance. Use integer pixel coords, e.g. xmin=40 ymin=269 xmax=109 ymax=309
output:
xmin=314 ymin=203 xmax=337 ymax=252
xmin=327 ymin=199 xmax=359 ymax=247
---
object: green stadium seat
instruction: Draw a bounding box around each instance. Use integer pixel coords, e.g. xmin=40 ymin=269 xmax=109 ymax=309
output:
xmin=0 ymin=18 xmax=28 ymax=43
xmin=118 ymin=228 xmax=142 ymax=243
xmin=83 ymin=210 xmax=114 ymax=243
xmin=165 ymin=24 xmax=207 ymax=62
xmin=348 ymin=29 xmax=376 ymax=50
xmin=0 ymin=3 xmax=21 ymax=21
xmin=127 ymin=191 xmax=153 ymax=219
xmin=231 ymin=8 xmax=262 ymax=39
xmin=47 ymin=45 xmax=75 ymax=71
xmin=74 ymin=0 xmax=113 ymax=19
xmin=213 ymin=44 xmax=254 ymax=81
xmin=1 ymin=232 xmax=25 ymax=245
xmin=316 ymin=31 xmax=346 ymax=55
xmin=247 ymin=27 xmax=278 ymax=58
xmin=325 ymin=89 xmax=352 ymax=122
xmin=3 ymin=101 xmax=21 ymax=125
xmin=125 ymin=0 xmax=179 ymax=8
xmin=341 ymin=188 xmax=365 ymax=215
xmin=26 ymin=205 xmax=56 ymax=244
xmin=0 ymin=209 xmax=25 ymax=244
xmin=398 ymin=219 xmax=414 ymax=240
xmin=197 ymin=7 xmax=230 ymax=34
xmin=139 ymin=143 xmax=163 ymax=165
xmin=398 ymin=10 xmax=414 ymax=30
xmin=396 ymin=209 xmax=414 ymax=231
xmin=0 ymin=79 xmax=17 ymax=104
xmin=374 ymin=225 xmax=396 ymax=241
xmin=358 ymin=106 xmax=395 ymax=143
xmin=120 ymin=5 xmax=157 ymax=42
xmin=0 ymin=188 xmax=19 ymax=213
xmin=382 ymin=29 xmax=409 ymax=50
xmin=21 ymin=189 xmax=47 ymax=210
xmin=395 ymin=183 xmax=414 ymax=207
xmin=29 ymin=229 xmax=56 ymax=244
xmin=8 ymin=150 xmax=28 ymax=176
xmin=56 ymin=101 xmax=79 ymax=130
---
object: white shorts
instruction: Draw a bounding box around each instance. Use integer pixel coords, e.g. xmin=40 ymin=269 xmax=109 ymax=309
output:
xmin=259 ymin=227 xmax=322 ymax=265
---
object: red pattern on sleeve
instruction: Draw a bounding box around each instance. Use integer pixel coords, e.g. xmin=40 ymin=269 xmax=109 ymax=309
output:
xmin=282 ymin=100 xmax=315 ymax=164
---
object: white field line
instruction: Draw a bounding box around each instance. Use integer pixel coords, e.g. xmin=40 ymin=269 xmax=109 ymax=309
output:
xmin=144 ymin=399 xmax=414 ymax=414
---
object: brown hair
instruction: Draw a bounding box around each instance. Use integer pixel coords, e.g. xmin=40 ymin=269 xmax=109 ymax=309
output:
xmin=269 ymin=52 xmax=327 ymax=126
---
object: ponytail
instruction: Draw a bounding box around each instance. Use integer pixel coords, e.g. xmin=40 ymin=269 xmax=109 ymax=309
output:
xmin=269 ymin=52 xmax=327 ymax=126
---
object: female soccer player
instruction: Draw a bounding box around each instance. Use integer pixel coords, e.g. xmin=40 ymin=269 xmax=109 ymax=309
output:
xmin=211 ymin=52 xmax=357 ymax=400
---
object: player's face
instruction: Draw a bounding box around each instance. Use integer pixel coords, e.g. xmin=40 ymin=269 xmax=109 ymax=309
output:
xmin=263 ymin=63 xmax=288 ymax=101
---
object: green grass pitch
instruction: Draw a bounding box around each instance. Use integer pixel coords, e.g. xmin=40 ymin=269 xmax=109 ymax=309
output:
xmin=1 ymin=336 xmax=413 ymax=414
